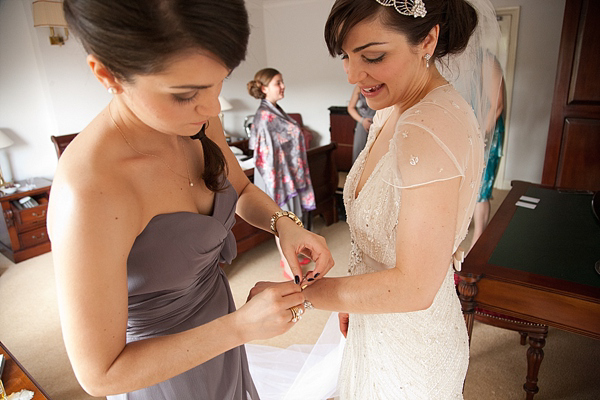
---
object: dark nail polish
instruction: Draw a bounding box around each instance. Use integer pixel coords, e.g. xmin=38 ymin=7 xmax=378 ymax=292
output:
xmin=295 ymin=275 xmax=300 ymax=284
xmin=308 ymin=278 xmax=314 ymax=282
xmin=314 ymin=273 xmax=320 ymax=278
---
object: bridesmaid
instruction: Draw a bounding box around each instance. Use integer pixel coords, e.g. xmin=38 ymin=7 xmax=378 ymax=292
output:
xmin=47 ymin=1 xmax=334 ymax=398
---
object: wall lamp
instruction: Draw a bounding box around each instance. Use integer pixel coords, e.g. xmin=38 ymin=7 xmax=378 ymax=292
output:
xmin=33 ymin=1 xmax=69 ymax=46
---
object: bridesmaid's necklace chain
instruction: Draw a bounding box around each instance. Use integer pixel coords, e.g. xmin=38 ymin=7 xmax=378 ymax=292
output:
xmin=108 ymin=105 xmax=194 ymax=187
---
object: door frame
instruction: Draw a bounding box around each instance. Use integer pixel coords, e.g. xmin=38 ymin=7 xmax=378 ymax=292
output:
xmin=494 ymin=6 xmax=520 ymax=190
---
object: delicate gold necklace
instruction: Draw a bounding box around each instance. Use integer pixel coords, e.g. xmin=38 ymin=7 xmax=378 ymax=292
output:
xmin=108 ymin=105 xmax=194 ymax=187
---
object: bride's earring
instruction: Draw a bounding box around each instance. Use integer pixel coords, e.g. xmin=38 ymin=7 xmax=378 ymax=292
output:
xmin=108 ymin=87 xmax=118 ymax=95
xmin=424 ymin=53 xmax=431 ymax=69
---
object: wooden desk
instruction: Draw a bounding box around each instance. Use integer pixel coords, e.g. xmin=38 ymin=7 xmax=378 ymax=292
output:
xmin=457 ymin=180 xmax=600 ymax=399
xmin=1 ymin=341 xmax=50 ymax=399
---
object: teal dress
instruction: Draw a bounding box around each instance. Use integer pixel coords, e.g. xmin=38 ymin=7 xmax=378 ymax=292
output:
xmin=478 ymin=115 xmax=504 ymax=202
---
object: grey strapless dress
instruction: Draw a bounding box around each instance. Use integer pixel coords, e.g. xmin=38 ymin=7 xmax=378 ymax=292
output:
xmin=107 ymin=183 xmax=260 ymax=400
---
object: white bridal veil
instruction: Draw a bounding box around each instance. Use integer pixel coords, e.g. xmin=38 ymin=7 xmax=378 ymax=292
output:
xmin=439 ymin=0 xmax=503 ymax=163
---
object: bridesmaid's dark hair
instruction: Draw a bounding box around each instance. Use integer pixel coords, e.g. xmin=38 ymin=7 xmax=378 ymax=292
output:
xmin=324 ymin=0 xmax=477 ymax=62
xmin=63 ymin=0 xmax=250 ymax=192
xmin=247 ymin=68 xmax=282 ymax=100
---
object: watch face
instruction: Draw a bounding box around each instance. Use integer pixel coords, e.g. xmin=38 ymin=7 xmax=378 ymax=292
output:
xmin=596 ymin=260 xmax=600 ymax=276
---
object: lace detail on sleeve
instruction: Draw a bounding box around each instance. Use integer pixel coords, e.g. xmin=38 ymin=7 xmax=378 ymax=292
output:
xmin=388 ymin=117 xmax=465 ymax=189
xmin=382 ymin=87 xmax=483 ymax=192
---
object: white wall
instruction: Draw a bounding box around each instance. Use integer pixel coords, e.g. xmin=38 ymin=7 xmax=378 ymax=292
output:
xmin=261 ymin=0 xmax=343 ymax=146
xmin=0 ymin=0 xmax=110 ymax=182
xmin=219 ymin=0 xmax=269 ymax=139
xmin=0 ymin=0 xmax=48 ymax=182
xmin=255 ymin=0 xmax=566 ymax=184
xmin=489 ymin=0 xmax=565 ymax=185
xmin=0 ymin=0 xmax=265 ymax=181
xmin=0 ymin=0 xmax=566 ymax=185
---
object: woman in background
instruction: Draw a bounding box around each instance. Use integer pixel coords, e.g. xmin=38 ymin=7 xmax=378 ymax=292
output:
xmin=247 ymin=68 xmax=316 ymax=279
xmin=347 ymin=84 xmax=376 ymax=163
xmin=48 ymin=1 xmax=333 ymax=398
xmin=471 ymin=56 xmax=506 ymax=250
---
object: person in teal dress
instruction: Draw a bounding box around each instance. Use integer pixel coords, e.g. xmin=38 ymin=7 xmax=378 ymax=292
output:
xmin=471 ymin=57 xmax=506 ymax=250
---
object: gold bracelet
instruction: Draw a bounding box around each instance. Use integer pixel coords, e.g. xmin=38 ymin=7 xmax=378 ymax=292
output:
xmin=270 ymin=210 xmax=303 ymax=237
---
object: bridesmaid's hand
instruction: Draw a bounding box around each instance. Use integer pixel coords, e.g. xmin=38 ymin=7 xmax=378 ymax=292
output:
xmin=362 ymin=118 xmax=373 ymax=131
xmin=247 ymin=281 xmax=280 ymax=302
xmin=339 ymin=313 xmax=349 ymax=338
xmin=236 ymin=281 xmax=305 ymax=341
xmin=276 ymin=218 xmax=334 ymax=283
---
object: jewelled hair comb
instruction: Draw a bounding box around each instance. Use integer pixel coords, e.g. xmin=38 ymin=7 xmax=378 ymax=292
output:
xmin=375 ymin=0 xmax=427 ymax=18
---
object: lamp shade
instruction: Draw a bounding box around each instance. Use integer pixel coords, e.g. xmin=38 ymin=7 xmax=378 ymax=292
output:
xmin=33 ymin=1 xmax=68 ymax=27
xmin=218 ymin=97 xmax=233 ymax=112
xmin=0 ymin=130 xmax=14 ymax=149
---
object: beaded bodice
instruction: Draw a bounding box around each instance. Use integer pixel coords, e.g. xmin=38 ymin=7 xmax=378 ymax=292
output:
xmin=343 ymin=84 xmax=483 ymax=274
xmin=338 ymin=84 xmax=481 ymax=399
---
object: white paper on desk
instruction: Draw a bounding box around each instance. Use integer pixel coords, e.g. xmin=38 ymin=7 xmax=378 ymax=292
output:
xmin=519 ymin=195 xmax=540 ymax=204
xmin=516 ymin=201 xmax=537 ymax=209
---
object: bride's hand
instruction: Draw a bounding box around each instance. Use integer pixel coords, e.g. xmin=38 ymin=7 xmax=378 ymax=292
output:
xmin=236 ymin=281 xmax=305 ymax=341
xmin=339 ymin=313 xmax=349 ymax=338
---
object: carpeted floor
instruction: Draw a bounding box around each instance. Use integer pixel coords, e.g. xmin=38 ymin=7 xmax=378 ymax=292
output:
xmin=0 ymin=189 xmax=599 ymax=399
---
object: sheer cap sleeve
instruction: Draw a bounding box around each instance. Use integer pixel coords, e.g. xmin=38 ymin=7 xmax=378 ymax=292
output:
xmin=387 ymin=89 xmax=476 ymax=189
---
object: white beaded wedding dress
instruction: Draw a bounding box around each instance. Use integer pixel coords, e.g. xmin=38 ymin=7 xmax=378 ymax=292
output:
xmin=338 ymin=84 xmax=484 ymax=399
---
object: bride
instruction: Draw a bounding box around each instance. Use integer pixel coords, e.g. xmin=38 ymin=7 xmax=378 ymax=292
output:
xmin=250 ymin=0 xmax=500 ymax=398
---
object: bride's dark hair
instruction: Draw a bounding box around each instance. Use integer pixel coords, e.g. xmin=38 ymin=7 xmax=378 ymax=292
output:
xmin=324 ymin=0 xmax=477 ymax=62
xmin=63 ymin=0 xmax=250 ymax=191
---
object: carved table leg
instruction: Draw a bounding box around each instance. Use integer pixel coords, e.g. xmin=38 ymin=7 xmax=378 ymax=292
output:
xmin=523 ymin=328 xmax=548 ymax=400
xmin=457 ymin=275 xmax=479 ymax=345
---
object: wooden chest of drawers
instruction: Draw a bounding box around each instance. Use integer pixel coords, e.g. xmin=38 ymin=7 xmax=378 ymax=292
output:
xmin=328 ymin=106 xmax=355 ymax=172
xmin=0 ymin=178 xmax=52 ymax=263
